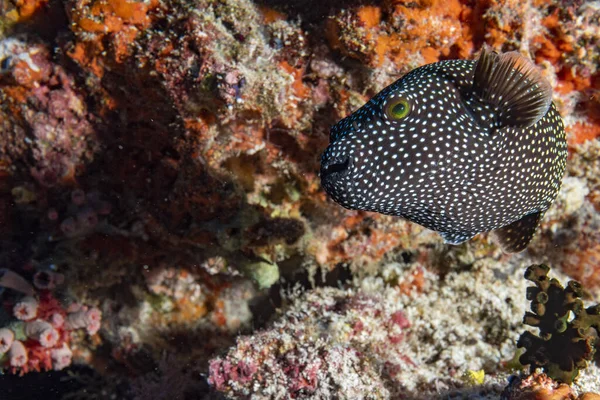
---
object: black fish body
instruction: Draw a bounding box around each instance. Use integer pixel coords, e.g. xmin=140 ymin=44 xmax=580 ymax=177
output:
xmin=320 ymin=49 xmax=567 ymax=253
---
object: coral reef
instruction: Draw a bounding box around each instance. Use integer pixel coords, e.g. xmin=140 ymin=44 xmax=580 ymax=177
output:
xmin=518 ymin=264 xmax=600 ymax=384
xmin=0 ymin=289 xmax=101 ymax=374
xmin=208 ymin=259 xmax=538 ymax=399
xmin=209 ymin=288 xmax=411 ymax=398
xmin=0 ymin=0 xmax=599 ymax=398
xmin=0 ymin=38 xmax=98 ymax=187
xmin=502 ymin=372 xmax=600 ymax=400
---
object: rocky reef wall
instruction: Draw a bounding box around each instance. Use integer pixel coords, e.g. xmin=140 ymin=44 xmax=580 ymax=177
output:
xmin=0 ymin=0 xmax=599 ymax=398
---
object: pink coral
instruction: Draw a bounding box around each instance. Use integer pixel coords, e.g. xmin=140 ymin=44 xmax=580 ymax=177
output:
xmin=71 ymin=189 xmax=86 ymax=205
xmin=66 ymin=306 xmax=102 ymax=335
xmin=65 ymin=309 xmax=87 ymax=330
xmin=76 ymin=207 xmax=99 ymax=229
xmin=50 ymin=344 xmax=73 ymax=371
xmin=52 ymin=190 xmax=111 ymax=239
xmin=60 ymin=217 xmax=78 ymax=237
xmin=8 ymin=341 xmax=28 ymax=367
xmin=85 ymin=307 xmax=102 ymax=335
xmin=47 ymin=208 xmax=59 ymax=221
xmin=1 ymin=291 xmax=102 ymax=374
xmin=13 ymin=296 xmax=39 ymax=320
xmin=0 ymin=40 xmax=98 ymax=188
xmin=0 ymin=328 xmax=15 ymax=353
xmin=33 ymin=271 xmax=65 ymax=290
xmin=49 ymin=312 xmax=64 ymax=328
xmin=209 ymin=288 xmax=410 ymax=398
xmin=25 ymin=320 xmax=59 ymax=348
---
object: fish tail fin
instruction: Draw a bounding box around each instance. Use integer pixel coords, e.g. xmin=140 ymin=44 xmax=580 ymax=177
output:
xmin=492 ymin=211 xmax=543 ymax=253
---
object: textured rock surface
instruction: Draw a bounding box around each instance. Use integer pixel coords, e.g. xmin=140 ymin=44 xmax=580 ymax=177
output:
xmin=0 ymin=0 xmax=599 ymax=398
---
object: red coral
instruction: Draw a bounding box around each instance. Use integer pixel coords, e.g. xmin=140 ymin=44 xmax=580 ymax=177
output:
xmin=209 ymin=359 xmax=258 ymax=390
xmin=1 ymin=291 xmax=101 ymax=375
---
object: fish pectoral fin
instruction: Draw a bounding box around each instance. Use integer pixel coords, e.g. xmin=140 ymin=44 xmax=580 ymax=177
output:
xmin=491 ymin=211 xmax=543 ymax=253
xmin=439 ymin=231 xmax=477 ymax=245
xmin=472 ymin=47 xmax=553 ymax=127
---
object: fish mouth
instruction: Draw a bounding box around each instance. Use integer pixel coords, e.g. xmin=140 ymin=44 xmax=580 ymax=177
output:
xmin=320 ymin=156 xmax=352 ymax=183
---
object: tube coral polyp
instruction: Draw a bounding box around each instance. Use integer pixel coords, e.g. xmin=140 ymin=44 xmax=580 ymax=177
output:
xmin=25 ymin=320 xmax=59 ymax=348
xmin=33 ymin=271 xmax=65 ymax=290
xmin=71 ymin=189 xmax=86 ymax=205
xmin=13 ymin=296 xmax=38 ymax=320
xmin=0 ymin=328 xmax=15 ymax=353
xmin=49 ymin=312 xmax=64 ymax=328
xmin=66 ymin=306 xmax=102 ymax=334
xmin=8 ymin=341 xmax=28 ymax=368
xmin=54 ymin=189 xmax=111 ymax=238
xmin=1 ymin=292 xmax=102 ymax=375
xmin=50 ymin=343 xmax=73 ymax=371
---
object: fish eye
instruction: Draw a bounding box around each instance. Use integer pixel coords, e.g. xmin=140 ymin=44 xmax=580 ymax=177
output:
xmin=384 ymin=98 xmax=411 ymax=120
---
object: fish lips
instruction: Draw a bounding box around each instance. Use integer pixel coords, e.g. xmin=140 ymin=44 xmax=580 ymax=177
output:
xmin=320 ymin=153 xmax=356 ymax=205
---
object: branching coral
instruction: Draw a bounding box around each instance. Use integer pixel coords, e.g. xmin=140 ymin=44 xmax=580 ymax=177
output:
xmin=517 ymin=264 xmax=600 ymax=383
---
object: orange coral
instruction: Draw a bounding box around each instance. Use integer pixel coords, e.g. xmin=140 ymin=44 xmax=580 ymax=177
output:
xmin=557 ymin=68 xmax=592 ymax=95
xmin=397 ymin=265 xmax=426 ymax=295
xmin=66 ymin=0 xmax=159 ymax=77
xmin=561 ymin=244 xmax=600 ymax=289
xmin=356 ymin=6 xmax=381 ymax=29
xmin=383 ymin=0 xmax=464 ymax=64
xmin=504 ymin=371 xmax=600 ymax=400
xmin=70 ymin=0 xmax=153 ymax=33
xmin=259 ymin=6 xmax=286 ymax=24
xmin=566 ymin=122 xmax=600 ymax=147
xmin=13 ymin=0 xmax=48 ymax=21
xmin=326 ymin=0 xmax=467 ymax=68
xmin=170 ymin=297 xmax=208 ymax=324
xmin=533 ymin=35 xmax=562 ymax=65
xmin=279 ymin=61 xmax=309 ymax=99
xmin=10 ymin=54 xmax=50 ymax=88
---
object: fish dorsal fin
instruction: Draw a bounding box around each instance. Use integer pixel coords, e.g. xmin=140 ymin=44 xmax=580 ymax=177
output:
xmin=472 ymin=47 xmax=553 ymax=127
xmin=439 ymin=231 xmax=477 ymax=245
xmin=491 ymin=211 xmax=543 ymax=253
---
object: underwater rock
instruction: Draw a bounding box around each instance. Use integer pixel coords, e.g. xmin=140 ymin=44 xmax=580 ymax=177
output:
xmin=0 ymin=0 xmax=599 ymax=398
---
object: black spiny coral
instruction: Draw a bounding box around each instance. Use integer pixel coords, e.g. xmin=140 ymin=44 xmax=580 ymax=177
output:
xmin=517 ymin=264 xmax=600 ymax=383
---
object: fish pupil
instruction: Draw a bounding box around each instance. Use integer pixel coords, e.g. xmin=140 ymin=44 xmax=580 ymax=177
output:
xmin=392 ymin=103 xmax=406 ymax=115
xmin=386 ymin=99 xmax=410 ymax=119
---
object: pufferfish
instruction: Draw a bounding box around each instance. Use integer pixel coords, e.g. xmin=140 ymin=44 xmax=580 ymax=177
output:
xmin=320 ymin=48 xmax=567 ymax=253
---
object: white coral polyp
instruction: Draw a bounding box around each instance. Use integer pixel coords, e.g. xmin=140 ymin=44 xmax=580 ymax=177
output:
xmin=50 ymin=312 xmax=65 ymax=328
xmin=51 ymin=343 xmax=73 ymax=370
xmin=66 ymin=306 xmax=102 ymax=335
xmin=13 ymin=296 xmax=38 ymax=321
xmin=65 ymin=309 xmax=87 ymax=330
xmin=8 ymin=340 xmax=28 ymax=367
xmin=25 ymin=320 xmax=59 ymax=348
xmin=0 ymin=328 xmax=15 ymax=353
xmin=85 ymin=307 xmax=102 ymax=335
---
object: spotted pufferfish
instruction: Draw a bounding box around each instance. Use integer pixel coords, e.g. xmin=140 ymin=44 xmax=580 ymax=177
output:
xmin=320 ymin=48 xmax=567 ymax=253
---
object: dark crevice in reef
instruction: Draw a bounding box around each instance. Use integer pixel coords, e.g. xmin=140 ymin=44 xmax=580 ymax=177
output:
xmin=249 ymin=261 xmax=353 ymax=329
xmin=3 ymin=0 xmax=69 ymax=42
xmin=0 ymin=365 xmax=122 ymax=400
